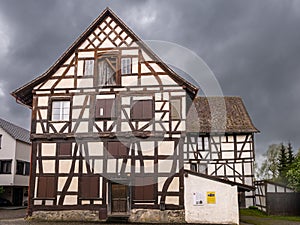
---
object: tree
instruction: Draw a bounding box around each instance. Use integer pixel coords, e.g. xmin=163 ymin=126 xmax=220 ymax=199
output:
xmin=257 ymin=144 xmax=281 ymax=180
xmin=278 ymin=143 xmax=288 ymax=182
xmin=287 ymin=142 xmax=294 ymax=164
xmin=286 ymin=152 xmax=300 ymax=191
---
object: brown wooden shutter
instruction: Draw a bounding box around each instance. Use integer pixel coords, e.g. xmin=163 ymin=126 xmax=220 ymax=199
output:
xmin=37 ymin=176 xmax=56 ymax=198
xmin=37 ymin=177 xmax=47 ymax=197
xmin=107 ymin=142 xmax=119 ymax=157
xmin=134 ymin=177 xmax=155 ymax=201
xmin=134 ymin=177 xmax=145 ymax=200
xmin=142 ymin=100 xmax=153 ymax=120
xmin=107 ymin=142 xmax=127 ymax=158
xmin=132 ymin=100 xmax=153 ymax=120
xmin=105 ymin=99 xmax=115 ymax=118
xmin=58 ymin=142 xmax=72 ymax=156
xmin=80 ymin=175 xmax=99 ymax=198
xmin=95 ymin=99 xmax=115 ymax=119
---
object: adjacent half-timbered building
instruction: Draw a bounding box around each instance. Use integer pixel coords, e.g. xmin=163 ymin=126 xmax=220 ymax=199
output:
xmin=12 ymin=8 xmax=258 ymax=222
xmin=186 ymin=97 xmax=259 ymax=207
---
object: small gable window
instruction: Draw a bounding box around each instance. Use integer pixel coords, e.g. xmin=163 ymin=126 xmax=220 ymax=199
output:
xmin=84 ymin=59 xmax=94 ymax=76
xmin=97 ymin=55 xmax=118 ymax=86
xmin=170 ymin=99 xmax=182 ymax=120
xmin=0 ymin=134 xmax=2 ymax=149
xmin=51 ymin=100 xmax=71 ymax=121
xmin=131 ymin=100 xmax=153 ymax=121
xmin=121 ymin=58 xmax=131 ymax=74
xmin=95 ymin=97 xmax=116 ymax=120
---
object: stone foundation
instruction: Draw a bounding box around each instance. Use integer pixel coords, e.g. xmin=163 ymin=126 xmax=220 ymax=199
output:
xmin=29 ymin=210 xmax=101 ymax=222
xmin=129 ymin=209 xmax=185 ymax=223
xmin=29 ymin=209 xmax=186 ymax=223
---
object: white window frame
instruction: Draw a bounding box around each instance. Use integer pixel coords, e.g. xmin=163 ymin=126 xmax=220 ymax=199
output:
xmin=51 ymin=100 xmax=71 ymax=121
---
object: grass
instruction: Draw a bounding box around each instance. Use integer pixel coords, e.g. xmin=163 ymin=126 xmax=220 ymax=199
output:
xmin=240 ymin=208 xmax=300 ymax=222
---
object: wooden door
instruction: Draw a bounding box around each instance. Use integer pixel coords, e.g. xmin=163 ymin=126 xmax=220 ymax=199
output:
xmin=111 ymin=183 xmax=128 ymax=214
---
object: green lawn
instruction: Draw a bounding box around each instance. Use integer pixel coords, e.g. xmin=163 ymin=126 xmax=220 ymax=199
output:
xmin=240 ymin=208 xmax=300 ymax=222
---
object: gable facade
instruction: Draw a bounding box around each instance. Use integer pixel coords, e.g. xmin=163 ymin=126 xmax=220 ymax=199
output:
xmin=12 ymin=8 xmax=258 ymax=223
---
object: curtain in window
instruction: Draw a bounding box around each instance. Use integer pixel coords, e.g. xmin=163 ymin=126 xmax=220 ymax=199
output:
xmin=98 ymin=58 xmax=116 ymax=86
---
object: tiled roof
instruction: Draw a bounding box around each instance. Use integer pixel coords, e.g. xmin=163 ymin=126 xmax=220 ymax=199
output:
xmin=187 ymin=96 xmax=259 ymax=133
xmin=0 ymin=118 xmax=31 ymax=144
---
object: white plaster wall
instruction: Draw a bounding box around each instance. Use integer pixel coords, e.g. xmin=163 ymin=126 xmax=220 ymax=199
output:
xmin=184 ymin=173 xmax=239 ymax=225
xmin=0 ymin=128 xmax=16 ymax=185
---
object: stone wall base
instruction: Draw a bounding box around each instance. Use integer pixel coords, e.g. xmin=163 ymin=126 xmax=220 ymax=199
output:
xmin=129 ymin=209 xmax=185 ymax=223
xmin=29 ymin=210 xmax=101 ymax=222
xmin=29 ymin=209 xmax=186 ymax=223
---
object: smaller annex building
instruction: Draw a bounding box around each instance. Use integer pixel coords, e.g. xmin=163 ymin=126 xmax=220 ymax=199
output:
xmin=255 ymin=180 xmax=300 ymax=216
xmin=0 ymin=118 xmax=31 ymax=206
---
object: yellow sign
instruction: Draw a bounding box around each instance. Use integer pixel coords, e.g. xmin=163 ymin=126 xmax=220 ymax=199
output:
xmin=207 ymin=192 xmax=216 ymax=204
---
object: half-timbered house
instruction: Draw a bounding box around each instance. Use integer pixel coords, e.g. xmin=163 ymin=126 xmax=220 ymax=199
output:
xmin=12 ymin=8 xmax=258 ymax=223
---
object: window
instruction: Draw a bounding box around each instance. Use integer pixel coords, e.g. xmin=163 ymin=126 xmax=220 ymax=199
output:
xmin=107 ymin=142 xmax=127 ymax=158
xmin=51 ymin=100 xmax=70 ymax=121
xmin=131 ymin=100 xmax=153 ymax=121
xmin=170 ymin=99 xmax=181 ymax=120
xmin=134 ymin=177 xmax=155 ymax=201
xmin=58 ymin=142 xmax=72 ymax=156
xmin=97 ymin=55 xmax=118 ymax=86
xmin=0 ymin=134 xmax=2 ymax=149
xmin=121 ymin=58 xmax=131 ymax=74
xmin=84 ymin=59 xmax=94 ymax=76
xmin=0 ymin=160 xmax=12 ymax=174
xmin=16 ymin=161 xmax=30 ymax=175
xmin=37 ymin=176 xmax=56 ymax=198
xmin=95 ymin=98 xmax=115 ymax=119
xmin=79 ymin=175 xmax=99 ymax=198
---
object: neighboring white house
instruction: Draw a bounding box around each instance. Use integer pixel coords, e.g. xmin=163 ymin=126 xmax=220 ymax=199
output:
xmin=0 ymin=118 xmax=31 ymax=206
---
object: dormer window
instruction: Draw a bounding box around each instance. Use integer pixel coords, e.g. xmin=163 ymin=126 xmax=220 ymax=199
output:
xmin=97 ymin=55 xmax=119 ymax=86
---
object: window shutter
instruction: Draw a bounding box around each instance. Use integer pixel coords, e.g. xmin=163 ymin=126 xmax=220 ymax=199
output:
xmin=37 ymin=176 xmax=56 ymax=198
xmin=107 ymin=142 xmax=127 ymax=158
xmin=134 ymin=177 xmax=155 ymax=201
xmin=80 ymin=176 xmax=99 ymax=198
xmin=58 ymin=142 xmax=72 ymax=156
xmin=131 ymin=100 xmax=153 ymax=120
xmin=95 ymin=99 xmax=115 ymax=119
xmin=142 ymin=100 xmax=153 ymax=120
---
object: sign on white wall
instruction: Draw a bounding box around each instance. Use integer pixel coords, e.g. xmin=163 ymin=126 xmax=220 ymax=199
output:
xmin=193 ymin=192 xmax=205 ymax=206
xmin=207 ymin=192 xmax=216 ymax=204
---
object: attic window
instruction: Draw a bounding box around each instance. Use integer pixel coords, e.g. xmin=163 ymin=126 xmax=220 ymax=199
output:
xmin=97 ymin=55 xmax=119 ymax=86
xmin=0 ymin=135 xmax=2 ymax=149
xmin=84 ymin=59 xmax=94 ymax=76
xmin=121 ymin=58 xmax=131 ymax=74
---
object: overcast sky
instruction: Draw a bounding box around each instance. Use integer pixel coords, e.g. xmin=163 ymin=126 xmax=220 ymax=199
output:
xmin=1 ymin=0 xmax=300 ymax=161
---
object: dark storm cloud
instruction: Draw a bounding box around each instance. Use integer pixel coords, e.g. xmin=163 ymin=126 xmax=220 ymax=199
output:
xmin=0 ymin=0 xmax=300 ymax=158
